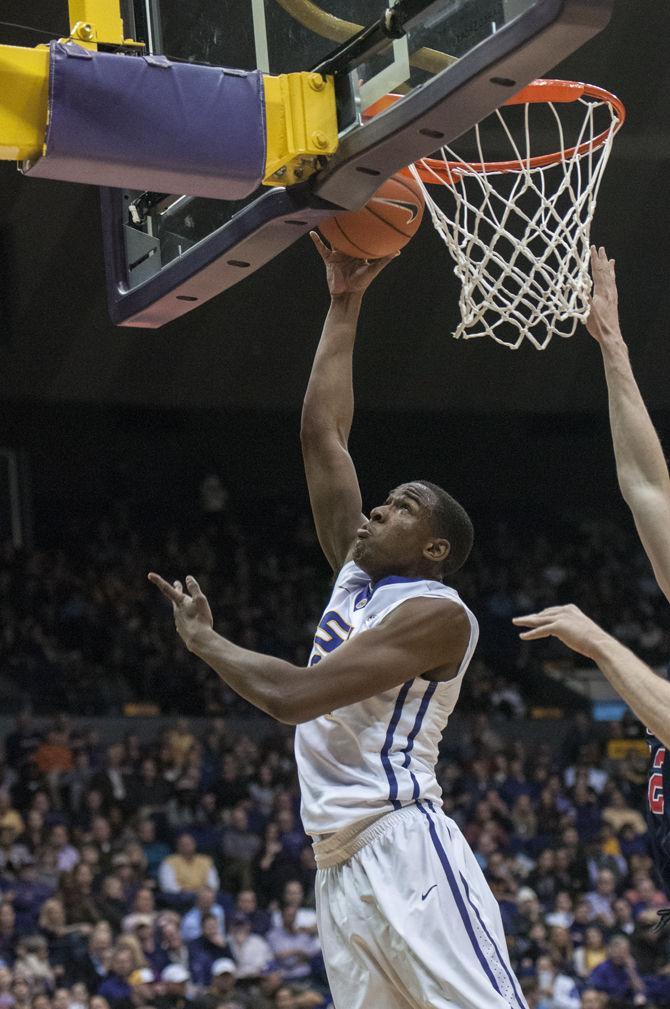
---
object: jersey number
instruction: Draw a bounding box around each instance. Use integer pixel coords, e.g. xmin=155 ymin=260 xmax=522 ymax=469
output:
xmin=649 ymin=747 xmax=666 ymax=815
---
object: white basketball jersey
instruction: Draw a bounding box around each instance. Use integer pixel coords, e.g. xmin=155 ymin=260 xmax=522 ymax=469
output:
xmin=294 ymin=561 xmax=479 ymax=835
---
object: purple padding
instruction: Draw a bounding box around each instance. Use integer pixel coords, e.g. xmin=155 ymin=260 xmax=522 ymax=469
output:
xmin=24 ymin=42 xmax=266 ymax=199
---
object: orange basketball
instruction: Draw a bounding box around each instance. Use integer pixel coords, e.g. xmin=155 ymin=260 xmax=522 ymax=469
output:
xmin=319 ymin=172 xmax=425 ymax=259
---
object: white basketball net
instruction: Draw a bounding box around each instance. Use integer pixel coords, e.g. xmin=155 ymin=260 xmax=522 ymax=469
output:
xmin=411 ymin=83 xmax=622 ymax=350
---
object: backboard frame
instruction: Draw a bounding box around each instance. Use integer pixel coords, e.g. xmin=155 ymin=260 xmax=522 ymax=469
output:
xmin=101 ymin=0 xmax=614 ymax=328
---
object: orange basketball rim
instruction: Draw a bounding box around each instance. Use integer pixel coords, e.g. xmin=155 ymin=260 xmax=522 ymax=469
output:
xmin=365 ymin=79 xmax=626 ymax=183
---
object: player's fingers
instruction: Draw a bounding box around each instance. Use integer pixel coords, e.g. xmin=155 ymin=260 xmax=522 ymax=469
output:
xmin=148 ymin=572 xmax=183 ymax=604
xmin=309 ymin=231 xmax=330 ymax=257
xmin=185 ymin=575 xmax=203 ymax=597
xmin=512 ymin=614 xmax=541 ymax=626
xmin=517 ymin=626 xmax=553 ymax=641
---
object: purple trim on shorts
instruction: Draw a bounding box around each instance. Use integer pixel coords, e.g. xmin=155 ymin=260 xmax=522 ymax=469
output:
xmin=416 ymin=800 xmax=515 ymax=1007
xmin=459 ymin=871 xmax=527 ymax=1009
xmin=381 ymin=680 xmax=413 ymax=809
xmin=402 ymin=681 xmax=438 ymax=799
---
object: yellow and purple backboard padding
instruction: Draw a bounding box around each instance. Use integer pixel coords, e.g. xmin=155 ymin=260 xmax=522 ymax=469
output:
xmin=98 ymin=0 xmax=613 ymax=328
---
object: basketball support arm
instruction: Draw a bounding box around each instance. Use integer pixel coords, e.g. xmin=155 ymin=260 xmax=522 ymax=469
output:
xmin=0 ymin=0 xmax=339 ymax=185
xmin=0 ymin=0 xmax=615 ymax=327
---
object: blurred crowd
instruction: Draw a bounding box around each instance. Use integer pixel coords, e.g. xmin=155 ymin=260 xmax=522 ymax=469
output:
xmin=0 ymin=710 xmax=663 ymax=1008
xmin=0 ymin=477 xmax=669 ymax=1008
xmin=1 ymin=478 xmax=668 ymax=715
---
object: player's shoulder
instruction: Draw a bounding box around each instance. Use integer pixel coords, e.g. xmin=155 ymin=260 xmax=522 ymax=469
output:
xmin=333 ymin=559 xmax=370 ymax=592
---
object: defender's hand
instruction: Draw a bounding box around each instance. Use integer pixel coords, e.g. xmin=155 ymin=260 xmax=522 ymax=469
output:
xmin=148 ymin=572 xmax=214 ymax=651
xmin=585 ymin=245 xmax=622 ymax=344
xmin=512 ymin=603 xmax=609 ymax=659
xmin=310 ymin=231 xmax=397 ymax=297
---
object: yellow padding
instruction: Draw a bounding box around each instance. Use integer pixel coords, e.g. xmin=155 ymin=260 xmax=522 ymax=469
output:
xmin=263 ymin=71 xmax=338 ymax=186
xmin=0 ymin=45 xmax=49 ymax=161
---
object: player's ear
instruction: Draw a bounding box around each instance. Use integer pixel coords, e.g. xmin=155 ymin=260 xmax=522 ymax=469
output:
xmin=424 ymin=538 xmax=450 ymax=565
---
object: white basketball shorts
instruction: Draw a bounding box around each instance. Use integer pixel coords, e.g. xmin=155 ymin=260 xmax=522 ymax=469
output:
xmin=314 ymin=801 xmax=528 ymax=1009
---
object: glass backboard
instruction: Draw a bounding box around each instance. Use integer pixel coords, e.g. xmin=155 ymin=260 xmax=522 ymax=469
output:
xmin=103 ymin=0 xmax=613 ymax=326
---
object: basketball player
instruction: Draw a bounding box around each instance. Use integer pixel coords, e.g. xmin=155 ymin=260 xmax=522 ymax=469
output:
xmin=514 ymin=246 xmax=670 ymax=903
xmin=149 ymin=234 xmax=529 ymax=1009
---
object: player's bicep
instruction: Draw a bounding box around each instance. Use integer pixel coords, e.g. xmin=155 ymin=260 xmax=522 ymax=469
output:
xmin=282 ymin=599 xmax=469 ymax=722
xmin=301 ymin=434 xmax=365 ymax=571
xmin=628 ymin=486 xmax=670 ymax=603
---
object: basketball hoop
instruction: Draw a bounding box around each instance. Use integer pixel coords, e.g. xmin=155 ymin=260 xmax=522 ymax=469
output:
xmin=371 ymin=80 xmax=625 ymax=350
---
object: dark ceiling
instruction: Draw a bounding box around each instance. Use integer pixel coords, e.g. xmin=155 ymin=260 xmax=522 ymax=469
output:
xmin=0 ymin=0 xmax=667 ymax=413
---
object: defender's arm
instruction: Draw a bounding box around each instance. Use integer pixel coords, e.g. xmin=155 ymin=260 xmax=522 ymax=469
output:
xmin=301 ymin=234 xmax=396 ymax=572
xmin=149 ymin=574 xmax=469 ymax=724
xmin=587 ymin=246 xmax=670 ymax=603
xmin=514 ymin=604 xmax=670 ymax=748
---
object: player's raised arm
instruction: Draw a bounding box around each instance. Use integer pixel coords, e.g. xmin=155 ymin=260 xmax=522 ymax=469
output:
xmin=300 ymin=234 xmax=397 ymax=572
xmin=587 ymin=246 xmax=670 ymax=602
xmin=513 ymin=605 xmax=670 ymax=749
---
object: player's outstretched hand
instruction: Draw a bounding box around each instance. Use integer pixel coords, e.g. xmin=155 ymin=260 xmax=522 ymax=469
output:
xmin=512 ymin=603 xmax=608 ymax=660
xmin=310 ymin=231 xmax=397 ymax=297
xmin=148 ymin=572 xmax=213 ymax=652
xmin=585 ymin=245 xmax=622 ymax=345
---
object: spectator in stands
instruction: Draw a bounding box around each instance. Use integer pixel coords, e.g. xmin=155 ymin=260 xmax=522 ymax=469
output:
xmin=535 ymin=953 xmax=580 ymax=1009
xmin=601 ymin=788 xmax=646 ymax=836
xmin=0 ymin=789 xmax=23 ymax=835
xmin=49 ymin=825 xmax=80 ymax=874
xmin=137 ymin=819 xmax=170 ymax=882
xmin=188 ymin=912 xmax=233 ymax=986
xmin=0 ymin=825 xmax=31 ymax=875
xmin=629 ymin=875 xmax=667 ymax=917
xmin=545 ymin=892 xmax=574 ymax=930
xmin=61 ymin=863 xmax=101 ymax=927
xmin=227 ymin=913 xmax=272 ymax=981
xmin=90 ymin=997 xmax=112 ymax=1009
xmin=580 ymin=990 xmax=608 ymax=1009
xmin=155 ymin=964 xmax=191 ymax=1009
xmin=588 ymin=936 xmax=650 ymax=1007
xmin=20 ymin=809 xmax=47 ymax=855
xmin=89 ymin=818 xmax=114 ymax=876
xmin=529 ymin=850 xmax=560 ymax=908
xmin=121 ymin=885 xmax=157 ymax=934
xmin=8 ymin=975 xmax=31 ymax=1009
xmin=70 ymin=920 xmax=113 ymax=992
xmin=574 ymin=926 xmax=608 ymax=980
xmin=270 ymin=883 xmax=316 ymax=936
xmin=127 ymin=966 xmax=156 ymax=1006
xmin=266 ymin=906 xmax=320 ymax=983
xmin=220 ymin=807 xmax=261 ymax=893
xmin=34 ymin=729 xmax=74 ymax=780
xmin=153 ymin=917 xmax=190 ymax=977
xmin=15 ymin=933 xmax=57 ymax=990
xmin=13 ymin=856 xmax=54 ymax=935
xmin=197 ymin=958 xmax=247 ymax=1009
xmin=128 ymin=759 xmax=172 ymax=815
xmin=158 ymin=833 xmax=219 ymax=896
xmin=91 ymin=745 xmax=130 ymax=811
xmin=234 ymin=890 xmax=271 ymax=937
xmin=97 ymin=945 xmax=136 ymax=1007
xmin=182 ymin=887 xmax=225 ymax=943
xmin=585 ymin=870 xmax=618 ymax=929
xmin=611 ymin=897 xmax=635 ymax=937
xmin=0 ymin=902 xmax=18 ymax=965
